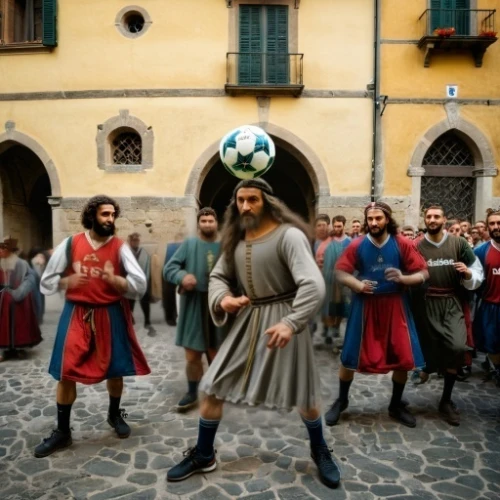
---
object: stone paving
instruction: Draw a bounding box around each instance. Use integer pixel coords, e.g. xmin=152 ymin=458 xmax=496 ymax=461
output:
xmin=0 ymin=295 xmax=499 ymax=500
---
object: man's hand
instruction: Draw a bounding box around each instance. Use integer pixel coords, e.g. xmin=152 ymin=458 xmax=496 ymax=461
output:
xmin=385 ymin=267 xmax=406 ymax=284
xmin=65 ymin=272 xmax=90 ymax=290
xmin=220 ymin=295 xmax=250 ymax=314
xmin=181 ymin=274 xmax=197 ymax=291
xmin=265 ymin=322 xmax=293 ymax=349
xmin=454 ymin=262 xmax=472 ymax=280
xmin=357 ymin=279 xmax=376 ymax=294
xmin=102 ymin=261 xmax=128 ymax=293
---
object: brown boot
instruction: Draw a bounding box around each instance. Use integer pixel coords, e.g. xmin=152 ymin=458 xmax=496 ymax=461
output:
xmin=439 ymin=400 xmax=460 ymax=426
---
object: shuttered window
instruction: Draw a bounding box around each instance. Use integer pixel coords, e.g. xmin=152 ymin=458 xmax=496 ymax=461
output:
xmin=430 ymin=0 xmax=470 ymax=36
xmin=239 ymin=5 xmax=289 ymax=85
xmin=42 ymin=0 xmax=57 ymax=46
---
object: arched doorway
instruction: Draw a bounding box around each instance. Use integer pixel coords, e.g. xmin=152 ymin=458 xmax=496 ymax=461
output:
xmin=199 ymin=144 xmax=314 ymax=221
xmin=0 ymin=142 xmax=53 ymax=251
xmin=420 ymin=130 xmax=475 ymax=221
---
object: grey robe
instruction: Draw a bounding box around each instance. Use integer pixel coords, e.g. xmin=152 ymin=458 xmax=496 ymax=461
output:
xmin=200 ymin=224 xmax=325 ymax=410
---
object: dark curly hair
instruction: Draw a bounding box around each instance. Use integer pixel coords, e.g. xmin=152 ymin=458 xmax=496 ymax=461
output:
xmin=81 ymin=195 xmax=121 ymax=229
xmin=197 ymin=207 xmax=217 ymax=222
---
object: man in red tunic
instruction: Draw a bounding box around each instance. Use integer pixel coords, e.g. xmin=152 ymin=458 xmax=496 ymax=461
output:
xmin=0 ymin=236 xmax=43 ymax=361
xmin=34 ymin=195 xmax=151 ymax=458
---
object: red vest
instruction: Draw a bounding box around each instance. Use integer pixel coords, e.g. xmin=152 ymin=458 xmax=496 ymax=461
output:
xmin=66 ymin=233 xmax=125 ymax=305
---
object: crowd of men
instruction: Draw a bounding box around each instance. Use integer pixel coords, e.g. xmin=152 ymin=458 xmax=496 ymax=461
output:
xmin=0 ymin=189 xmax=499 ymax=491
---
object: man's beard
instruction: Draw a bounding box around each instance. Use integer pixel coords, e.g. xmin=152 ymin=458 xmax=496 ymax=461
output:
xmin=368 ymin=224 xmax=387 ymax=237
xmin=200 ymin=228 xmax=216 ymax=239
xmin=426 ymin=223 xmax=443 ymax=235
xmin=489 ymin=229 xmax=500 ymax=243
xmin=93 ymin=220 xmax=115 ymax=236
xmin=240 ymin=212 xmax=263 ymax=231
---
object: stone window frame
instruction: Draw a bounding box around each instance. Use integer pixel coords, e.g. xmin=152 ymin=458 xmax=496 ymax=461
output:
xmin=115 ymin=5 xmax=152 ymax=39
xmin=96 ymin=110 xmax=153 ymax=172
xmin=227 ymin=0 xmax=299 ymax=55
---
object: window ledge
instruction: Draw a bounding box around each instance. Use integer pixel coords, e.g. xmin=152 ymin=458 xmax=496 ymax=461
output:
xmin=102 ymin=164 xmax=147 ymax=173
xmin=0 ymin=42 xmax=53 ymax=54
xmin=225 ymin=84 xmax=304 ymax=97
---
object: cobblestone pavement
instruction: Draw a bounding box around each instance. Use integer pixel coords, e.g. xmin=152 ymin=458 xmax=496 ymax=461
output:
xmin=0 ymin=295 xmax=499 ymax=500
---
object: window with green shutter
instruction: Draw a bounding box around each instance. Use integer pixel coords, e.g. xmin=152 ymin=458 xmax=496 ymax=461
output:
xmin=42 ymin=0 xmax=56 ymax=46
xmin=238 ymin=4 xmax=289 ymax=85
xmin=430 ymin=0 xmax=470 ymax=36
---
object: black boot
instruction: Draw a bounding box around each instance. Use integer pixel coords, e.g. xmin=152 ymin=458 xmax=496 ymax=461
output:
xmin=108 ymin=409 xmax=131 ymax=438
xmin=34 ymin=429 xmax=72 ymax=458
xmin=311 ymin=444 xmax=341 ymax=489
xmin=324 ymin=399 xmax=348 ymax=426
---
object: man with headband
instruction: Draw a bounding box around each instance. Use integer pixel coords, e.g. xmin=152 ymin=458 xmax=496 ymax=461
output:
xmin=471 ymin=208 xmax=500 ymax=387
xmin=325 ymin=201 xmax=428 ymax=428
xmin=167 ymin=178 xmax=341 ymax=489
xmin=411 ymin=205 xmax=483 ymax=425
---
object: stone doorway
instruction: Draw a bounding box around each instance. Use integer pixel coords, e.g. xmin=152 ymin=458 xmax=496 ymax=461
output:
xmin=0 ymin=142 xmax=53 ymax=251
xmin=199 ymin=144 xmax=315 ymax=222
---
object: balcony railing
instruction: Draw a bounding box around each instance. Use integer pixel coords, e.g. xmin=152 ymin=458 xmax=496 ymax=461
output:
xmin=418 ymin=9 xmax=497 ymax=67
xmin=225 ymin=52 xmax=304 ymax=96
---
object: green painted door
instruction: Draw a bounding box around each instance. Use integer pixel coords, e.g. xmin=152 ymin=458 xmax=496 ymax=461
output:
xmin=430 ymin=0 xmax=470 ymax=36
xmin=239 ymin=5 xmax=288 ymax=85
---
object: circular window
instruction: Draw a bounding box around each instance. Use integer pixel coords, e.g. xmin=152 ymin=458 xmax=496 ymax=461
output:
xmin=115 ymin=6 xmax=151 ymax=39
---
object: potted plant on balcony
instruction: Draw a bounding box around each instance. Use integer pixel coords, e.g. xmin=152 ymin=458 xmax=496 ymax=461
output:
xmin=479 ymin=30 xmax=498 ymax=38
xmin=433 ymin=27 xmax=456 ymax=37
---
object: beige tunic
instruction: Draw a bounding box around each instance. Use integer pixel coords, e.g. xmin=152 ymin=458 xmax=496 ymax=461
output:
xmin=200 ymin=224 xmax=325 ymax=410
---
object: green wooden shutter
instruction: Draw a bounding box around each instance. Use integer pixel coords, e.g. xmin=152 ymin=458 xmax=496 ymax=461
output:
xmin=266 ymin=6 xmax=288 ymax=84
xmin=42 ymin=0 xmax=57 ymax=47
xmin=239 ymin=5 xmax=262 ymax=84
xmin=454 ymin=0 xmax=470 ymax=36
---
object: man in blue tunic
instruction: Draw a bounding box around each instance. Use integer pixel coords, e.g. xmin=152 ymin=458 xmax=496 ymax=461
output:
xmin=163 ymin=208 xmax=223 ymax=412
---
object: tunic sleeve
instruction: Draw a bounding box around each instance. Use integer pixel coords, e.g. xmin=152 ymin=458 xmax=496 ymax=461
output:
xmin=335 ymin=239 xmax=360 ymax=274
xmin=163 ymin=240 xmax=189 ymax=286
xmin=9 ymin=261 xmax=35 ymax=302
xmin=208 ymin=253 xmax=235 ymax=327
xmin=279 ymin=228 xmax=326 ymax=334
xmin=40 ymin=238 xmax=70 ymax=296
xmin=120 ymin=244 xmax=147 ymax=300
xmin=462 ymin=256 xmax=484 ymax=291
xmin=397 ymin=235 xmax=427 ymax=274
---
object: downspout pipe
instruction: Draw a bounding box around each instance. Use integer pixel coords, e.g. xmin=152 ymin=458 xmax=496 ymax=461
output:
xmin=371 ymin=0 xmax=382 ymax=201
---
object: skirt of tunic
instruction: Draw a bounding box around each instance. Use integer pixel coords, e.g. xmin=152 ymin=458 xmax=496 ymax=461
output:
xmin=473 ymin=300 xmax=500 ymax=354
xmin=0 ymin=290 xmax=43 ymax=349
xmin=199 ymin=300 xmax=321 ymax=411
xmin=341 ymin=293 xmax=424 ymax=374
xmin=49 ymin=300 xmax=151 ymax=384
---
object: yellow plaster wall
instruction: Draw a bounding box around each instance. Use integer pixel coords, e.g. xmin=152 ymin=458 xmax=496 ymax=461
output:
xmin=0 ymin=0 xmax=373 ymax=93
xmin=381 ymin=0 xmax=500 ymax=98
xmin=382 ymin=104 xmax=446 ymax=195
xmin=0 ymin=97 xmax=372 ymax=197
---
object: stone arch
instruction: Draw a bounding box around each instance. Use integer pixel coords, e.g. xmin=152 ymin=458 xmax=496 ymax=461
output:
xmin=407 ymin=108 xmax=497 ymax=225
xmin=0 ymin=122 xmax=61 ymax=196
xmin=96 ymin=109 xmax=154 ymax=172
xmin=185 ymin=122 xmax=330 ymax=200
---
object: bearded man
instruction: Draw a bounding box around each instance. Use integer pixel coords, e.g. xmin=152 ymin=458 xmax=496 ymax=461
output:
xmin=164 ymin=207 xmax=224 ymax=412
xmin=34 ymin=195 xmax=150 ymax=457
xmin=412 ymin=205 xmax=483 ymax=425
xmin=473 ymin=209 xmax=500 ymax=387
xmin=325 ymin=202 xmax=428 ymax=428
xmin=167 ymin=179 xmax=341 ymax=489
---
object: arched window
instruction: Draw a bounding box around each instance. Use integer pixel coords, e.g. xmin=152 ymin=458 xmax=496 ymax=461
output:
xmin=96 ymin=110 xmax=153 ymax=172
xmin=420 ymin=131 xmax=475 ymax=220
xmin=111 ymin=128 xmax=142 ymax=166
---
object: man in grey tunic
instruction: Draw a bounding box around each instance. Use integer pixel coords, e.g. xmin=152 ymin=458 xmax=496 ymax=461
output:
xmin=167 ymin=178 xmax=341 ymax=489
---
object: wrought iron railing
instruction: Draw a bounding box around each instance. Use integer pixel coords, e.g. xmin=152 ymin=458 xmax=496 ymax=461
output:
xmin=418 ymin=9 xmax=496 ymax=37
xmin=226 ymin=52 xmax=304 ymax=86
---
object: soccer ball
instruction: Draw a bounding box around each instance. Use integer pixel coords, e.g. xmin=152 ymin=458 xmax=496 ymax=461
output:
xmin=219 ymin=125 xmax=276 ymax=180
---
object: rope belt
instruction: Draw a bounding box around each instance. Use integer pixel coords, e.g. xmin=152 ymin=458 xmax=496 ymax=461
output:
xmin=426 ymin=287 xmax=456 ymax=298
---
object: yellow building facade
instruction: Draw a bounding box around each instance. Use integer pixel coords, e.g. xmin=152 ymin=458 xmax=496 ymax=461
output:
xmin=0 ymin=0 xmax=376 ymax=251
xmin=381 ymin=0 xmax=500 ymax=228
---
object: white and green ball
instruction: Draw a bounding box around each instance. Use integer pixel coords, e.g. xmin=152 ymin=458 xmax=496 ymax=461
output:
xmin=219 ymin=125 xmax=276 ymax=180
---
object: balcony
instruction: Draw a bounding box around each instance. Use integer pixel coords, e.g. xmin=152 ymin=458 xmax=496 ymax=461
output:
xmin=418 ymin=9 xmax=497 ymax=67
xmin=225 ymin=52 xmax=304 ymax=97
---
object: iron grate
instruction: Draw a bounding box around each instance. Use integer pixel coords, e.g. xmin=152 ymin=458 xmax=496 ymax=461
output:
xmin=112 ymin=132 xmax=142 ymax=165
xmin=423 ymin=131 xmax=474 ymax=167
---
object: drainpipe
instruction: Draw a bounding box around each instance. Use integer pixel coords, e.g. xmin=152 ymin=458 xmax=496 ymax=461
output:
xmin=371 ymin=0 xmax=382 ymax=202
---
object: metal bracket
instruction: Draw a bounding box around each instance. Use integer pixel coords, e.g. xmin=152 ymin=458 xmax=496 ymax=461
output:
xmin=295 ymin=0 xmax=300 ymax=8
xmin=380 ymin=95 xmax=388 ymax=116
xmin=226 ymin=0 xmax=233 ymax=7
